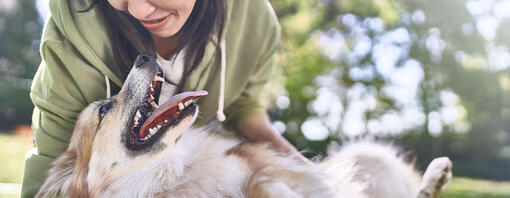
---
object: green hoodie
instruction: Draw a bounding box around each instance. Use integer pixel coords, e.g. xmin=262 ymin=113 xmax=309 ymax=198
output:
xmin=21 ymin=0 xmax=281 ymax=196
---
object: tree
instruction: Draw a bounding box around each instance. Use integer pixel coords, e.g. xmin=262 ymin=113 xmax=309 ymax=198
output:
xmin=0 ymin=0 xmax=42 ymax=129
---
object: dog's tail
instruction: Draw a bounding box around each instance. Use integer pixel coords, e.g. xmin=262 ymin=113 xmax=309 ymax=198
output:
xmin=319 ymin=141 xmax=423 ymax=198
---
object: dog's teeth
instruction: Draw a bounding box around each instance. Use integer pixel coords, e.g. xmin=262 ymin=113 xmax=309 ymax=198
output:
xmin=164 ymin=120 xmax=168 ymax=123
xmin=149 ymin=128 xmax=157 ymax=135
xmin=154 ymin=76 xmax=164 ymax=82
xmin=184 ymin=100 xmax=192 ymax=106
xmin=151 ymin=101 xmax=158 ymax=110
xmin=150 ymin=95 xmax=155 ymax=100
xmin=150 ymin=87 xmax=154 ymax=92
xmin=157 ymin=125 xmax=161 ymax=129
xmin=142 ymin=134 xmax=151 ymax=141
xmin=178 ymin=102 xmax=184 ymax=110
xmin=136 ymin=111 xmax=142 ymax=119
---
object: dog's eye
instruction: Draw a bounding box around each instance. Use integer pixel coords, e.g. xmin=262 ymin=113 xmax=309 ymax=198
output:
xmin=99 ymin=100 xmax=113 ymax=119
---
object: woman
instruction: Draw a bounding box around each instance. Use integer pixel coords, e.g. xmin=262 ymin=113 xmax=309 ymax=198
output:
xmin=22 ymin=0 xmax=303 ymax=197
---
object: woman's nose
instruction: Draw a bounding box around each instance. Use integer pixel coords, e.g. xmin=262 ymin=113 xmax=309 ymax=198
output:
xmin=127 ymin=0 xmax=157 ymax=20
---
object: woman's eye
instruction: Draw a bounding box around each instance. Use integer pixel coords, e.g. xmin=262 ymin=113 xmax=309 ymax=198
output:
xmin=99 ymin=101 xmax=113 ymax=119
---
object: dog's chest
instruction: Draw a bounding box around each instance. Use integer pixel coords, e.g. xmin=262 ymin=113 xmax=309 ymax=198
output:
xmin=150 ymin=160 xmax=248 ymax=197
xmin=153 ymin=135 xmax=250 ymax=197
xmin=103 ymin=132 xmax=249 ymax=198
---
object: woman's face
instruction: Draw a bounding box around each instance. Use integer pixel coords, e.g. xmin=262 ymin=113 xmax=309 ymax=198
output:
xmin=108 ymin=0 xmax=196 ymax=39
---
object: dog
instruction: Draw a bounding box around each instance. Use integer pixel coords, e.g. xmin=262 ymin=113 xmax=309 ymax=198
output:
xmin=36 ymin=54 xmax=452 ymax=198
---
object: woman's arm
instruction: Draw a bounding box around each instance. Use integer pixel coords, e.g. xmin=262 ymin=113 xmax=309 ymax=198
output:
xmin=237 ymin=112 xmax=296 ymax=153
xmin=237 ymin=111 xmax=310 ymax=163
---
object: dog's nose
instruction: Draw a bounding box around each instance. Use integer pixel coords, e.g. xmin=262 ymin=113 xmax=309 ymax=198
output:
xmin=134 ymin=54 xmax=156 ymax=68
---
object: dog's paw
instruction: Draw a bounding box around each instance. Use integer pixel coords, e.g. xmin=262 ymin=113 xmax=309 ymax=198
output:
xmin=421 ymin=157 xmax=452 ymax=195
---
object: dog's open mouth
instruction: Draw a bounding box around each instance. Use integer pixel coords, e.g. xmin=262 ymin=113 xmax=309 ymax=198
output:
xmin=126 ymin=71 xmax=207 ymax=150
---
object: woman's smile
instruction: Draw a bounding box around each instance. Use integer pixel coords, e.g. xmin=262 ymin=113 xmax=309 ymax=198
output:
xmin=139 ymin=14 xmax=171 ymax=31
xmin=108 ymin=0 xmax=196 ymax=38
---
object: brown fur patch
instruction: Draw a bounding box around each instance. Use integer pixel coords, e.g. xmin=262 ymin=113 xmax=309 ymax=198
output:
xmin=36 ymin=103 xmax=101 ymax=198
xmin=225 ymin=143 xmax=276 ymax=171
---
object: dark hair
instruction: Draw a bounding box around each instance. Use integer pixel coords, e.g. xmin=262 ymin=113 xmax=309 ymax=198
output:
xmin=83 ymin=0 xmax=226 ymax=90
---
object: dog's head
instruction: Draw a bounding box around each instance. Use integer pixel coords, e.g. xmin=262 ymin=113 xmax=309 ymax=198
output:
xmin=36 ymin=54 xmax=206 ymax=197
xmin=92 ymin=54 xmax=207 ymax=153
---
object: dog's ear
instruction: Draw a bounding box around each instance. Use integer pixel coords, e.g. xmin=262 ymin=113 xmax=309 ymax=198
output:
xmin=37 ymin=105 xmax=100 ymax=198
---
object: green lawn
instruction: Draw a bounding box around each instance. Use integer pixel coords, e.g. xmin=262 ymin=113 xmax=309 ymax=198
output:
xmin=0 ymin=133 xmax=509 ymax=197
xmin=441 ymin=177 xmax=510 ymax=198
xmin=0 ymin=133 xmax=32 ymax=184
xmin=0 ymin=133 xmax=33 ymax=198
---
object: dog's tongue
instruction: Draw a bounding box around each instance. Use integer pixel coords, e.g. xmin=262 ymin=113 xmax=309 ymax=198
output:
xmin=139 ymin=90 xmax=208 ymax=138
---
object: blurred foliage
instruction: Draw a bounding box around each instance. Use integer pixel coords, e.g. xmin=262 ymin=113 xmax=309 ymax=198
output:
xmin=269 ymin=0 xmax=510 ymax=180
xmin=0 ymin=0 xmax=41 ymax=129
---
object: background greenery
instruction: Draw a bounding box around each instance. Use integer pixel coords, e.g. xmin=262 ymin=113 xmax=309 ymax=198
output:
xmin=268 ymin=0 xmax=510 ymax=180
xmin=0 ymin=0 xmax=509 ymax=197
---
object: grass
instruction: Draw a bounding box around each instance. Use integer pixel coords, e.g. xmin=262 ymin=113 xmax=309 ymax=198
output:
xmin=441 ymin=177 xmax=510 ymax=198
xmin=0 ymin=133 xmax=509 ymax=197
xmin=0 ymin=133 xmax=32 ymax=184
xmin=0 ymin=133 xmax=32 ymax=198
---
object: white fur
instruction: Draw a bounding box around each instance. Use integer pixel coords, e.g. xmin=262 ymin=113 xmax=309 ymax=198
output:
xmin=38 ymin=88 xmax=452 ymax=198
xmin=86 ymin=125 xmax=451 ymax=198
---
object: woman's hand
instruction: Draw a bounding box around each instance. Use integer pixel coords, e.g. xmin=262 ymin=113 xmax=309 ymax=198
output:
xmin=236 ymin=112 xmax=313 ymax=164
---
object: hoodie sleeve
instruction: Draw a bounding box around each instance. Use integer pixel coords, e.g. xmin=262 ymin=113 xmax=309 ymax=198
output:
xmin=223 ymin=0 xmax=281 ymax=130
xmin=21 ymin=19 xmax=108 ymax=197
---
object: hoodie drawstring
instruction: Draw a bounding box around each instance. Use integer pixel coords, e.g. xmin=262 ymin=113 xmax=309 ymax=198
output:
xmin=217 ymin=40 xmax=227 ymax=122
xmin=105 ymin=75 xmax=111 ymax=98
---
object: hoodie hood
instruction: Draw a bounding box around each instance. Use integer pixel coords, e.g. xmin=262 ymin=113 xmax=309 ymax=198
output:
xmin=48 ymin=0 xmax=124 ymax=87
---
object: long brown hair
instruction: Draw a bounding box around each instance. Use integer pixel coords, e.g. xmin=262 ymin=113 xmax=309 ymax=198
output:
xmin=83 ymin=0 xmax=226 ymax=89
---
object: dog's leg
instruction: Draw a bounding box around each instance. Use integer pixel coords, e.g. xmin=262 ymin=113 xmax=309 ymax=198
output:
xmin=417 ymin=157 xmax=452 ymax=198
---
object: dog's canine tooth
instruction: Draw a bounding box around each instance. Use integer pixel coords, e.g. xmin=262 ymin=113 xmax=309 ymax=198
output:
xmin=184 ymin=100 xmax=192 ymax=106
xmin=154 ymin=76 xmax=164 ymax=82
xmin=164 ymin=120 xmax=168 ymax=123
xmin=134 ymin=114 xmax=140 ymax=122
xmin=157 ymin=125 xmax=161 ymax=129
xmin=178 ymin=102 xmax=184 ymax=110
xmin=136 ymin=111 xmax=142 ymax=120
